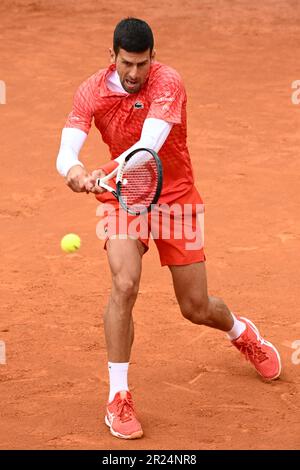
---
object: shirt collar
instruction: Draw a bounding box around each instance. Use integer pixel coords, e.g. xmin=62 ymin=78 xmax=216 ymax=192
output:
xmin=100 ymin=64 xmax=128 ymax=97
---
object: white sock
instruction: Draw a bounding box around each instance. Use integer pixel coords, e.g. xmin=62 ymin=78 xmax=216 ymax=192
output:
xmin=226 ymin=313 xmax=246 ymax=340
xmin=108 ymin=362 xmax=129 ymax=403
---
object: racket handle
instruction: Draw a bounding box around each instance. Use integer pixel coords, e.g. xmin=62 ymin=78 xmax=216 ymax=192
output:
xmin=96 ymin=174 xmax=117 ymax=195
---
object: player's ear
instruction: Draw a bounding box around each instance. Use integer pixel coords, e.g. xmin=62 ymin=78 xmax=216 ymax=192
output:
xmin=151 ymin=49 xmax=156 ymax=62
xmin=109 ymin=47 xmax=116 ymax=64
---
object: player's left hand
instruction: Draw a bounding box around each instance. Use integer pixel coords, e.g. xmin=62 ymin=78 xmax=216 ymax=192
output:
xmin=85 ymin=169 xmax=106 ymax=194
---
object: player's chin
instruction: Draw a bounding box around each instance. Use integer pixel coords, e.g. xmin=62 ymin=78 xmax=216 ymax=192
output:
xmin=123 ymin=81 xmax=141 ymax=94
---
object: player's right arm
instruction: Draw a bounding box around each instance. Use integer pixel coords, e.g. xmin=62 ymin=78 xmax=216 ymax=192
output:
xmin=56 ymin=77 xmax=97 ymax=193
xmin=56 ymin=127 xmax=90 ymax=192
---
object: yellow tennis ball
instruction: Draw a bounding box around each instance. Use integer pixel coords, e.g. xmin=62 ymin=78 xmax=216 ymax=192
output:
xmin=60 ymin=233 xmax=81 ymax=253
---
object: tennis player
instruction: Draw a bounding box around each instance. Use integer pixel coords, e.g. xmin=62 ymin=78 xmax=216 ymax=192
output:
xmin=56 ymin=18 xmax=281 ymax=440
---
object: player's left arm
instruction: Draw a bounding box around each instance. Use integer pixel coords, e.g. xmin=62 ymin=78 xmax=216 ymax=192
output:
xmin=86 ymin=117 xmax=173 ymax=193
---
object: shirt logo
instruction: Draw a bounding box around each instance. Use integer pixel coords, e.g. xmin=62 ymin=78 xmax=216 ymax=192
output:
xmin=134 ymin=101 xmax=144 ymax=109
xmin=153 ymin=96 xmax=175 ymax=104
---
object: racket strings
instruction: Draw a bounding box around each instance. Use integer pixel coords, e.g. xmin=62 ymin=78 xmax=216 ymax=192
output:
xmin=119 ymin=155 xmax=159 ymax=210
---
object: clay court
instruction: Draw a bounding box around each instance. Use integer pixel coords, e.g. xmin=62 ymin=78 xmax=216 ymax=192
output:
xmin=0 ymin=0 xmax=299 ymax=450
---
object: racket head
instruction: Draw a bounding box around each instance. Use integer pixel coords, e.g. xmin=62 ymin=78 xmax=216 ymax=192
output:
xmin=116 ymin=148 xmax=163 ymax=215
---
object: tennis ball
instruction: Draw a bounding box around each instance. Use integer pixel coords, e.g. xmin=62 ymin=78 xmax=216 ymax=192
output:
xmin=60 ymin=233 xmax=81 ymax=253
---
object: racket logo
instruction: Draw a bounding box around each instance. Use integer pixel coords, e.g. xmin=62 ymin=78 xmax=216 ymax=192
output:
xmin=133 ymin=101 xmax=144 ymax=109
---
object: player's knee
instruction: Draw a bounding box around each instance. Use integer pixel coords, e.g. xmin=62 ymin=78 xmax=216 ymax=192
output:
xmin=179 ymin=297 xmax=209 ymax=324
xmin=112 ymin=275 xmax=139 ymax=302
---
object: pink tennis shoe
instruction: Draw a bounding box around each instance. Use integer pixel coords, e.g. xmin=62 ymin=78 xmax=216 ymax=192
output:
xmin=105 ymin=390 xmax=143 ymax=439
xmin=232 ymin=316 xmax=281 ymax=380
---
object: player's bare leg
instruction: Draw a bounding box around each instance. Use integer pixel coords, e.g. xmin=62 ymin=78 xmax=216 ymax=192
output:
xmin=104 ymin=237 xmax=145 ymax=439
xmin=169 ymin=261 xmax=281 ymax=380
xmin=169 ymin=262 xmax=233 ymax=330
xmin=104 ymin=237 xmax=144 ymax=362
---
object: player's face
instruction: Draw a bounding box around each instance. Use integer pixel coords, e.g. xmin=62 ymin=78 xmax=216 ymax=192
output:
xmin=111 ymin=48 xmax=155 ymax=94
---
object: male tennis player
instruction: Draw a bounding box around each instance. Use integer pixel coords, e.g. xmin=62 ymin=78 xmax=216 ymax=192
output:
xmin=56 ymin=18 xmax=281 ymax=440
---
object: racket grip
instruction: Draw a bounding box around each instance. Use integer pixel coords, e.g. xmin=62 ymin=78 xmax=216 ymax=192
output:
xmin=96 ymin=177 xmax=102 ymax=187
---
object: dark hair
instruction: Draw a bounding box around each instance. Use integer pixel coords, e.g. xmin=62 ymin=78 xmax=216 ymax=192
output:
xmin=113 ymin=18 xmax=154 ymax=55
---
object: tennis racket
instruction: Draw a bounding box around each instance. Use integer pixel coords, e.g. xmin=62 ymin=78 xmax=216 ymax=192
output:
xmin=96 ymin=148 xmax=163 ymax=215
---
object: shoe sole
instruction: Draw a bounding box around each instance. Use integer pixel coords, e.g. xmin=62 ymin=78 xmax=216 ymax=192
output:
xmin=239 ymin=316 xmax=282 ymax=380
xmin=105 ymin=415 xmax=143 ymax=440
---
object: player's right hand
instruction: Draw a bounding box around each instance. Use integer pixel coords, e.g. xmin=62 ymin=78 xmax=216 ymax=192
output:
xmin=85 ymin=169 xmax=107 ymax=194
xmin=66 ymin=165 xmax=90 ymax=193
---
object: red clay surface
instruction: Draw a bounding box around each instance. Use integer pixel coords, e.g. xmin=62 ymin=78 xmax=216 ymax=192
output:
xmin=0 ymin=0 xmax=300 ymax=450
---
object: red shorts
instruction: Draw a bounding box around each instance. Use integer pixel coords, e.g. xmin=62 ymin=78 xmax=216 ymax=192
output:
xmin=96 ymin=186 xmax=205 ymax=266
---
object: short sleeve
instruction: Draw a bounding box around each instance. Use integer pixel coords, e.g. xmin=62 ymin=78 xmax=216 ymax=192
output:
xmin=147 ymin=68 xmax=186 ymax=124
xmin=64 ymin=79 xmax=94 ymax=134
